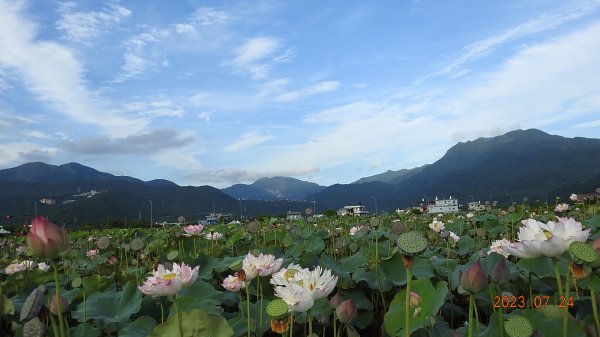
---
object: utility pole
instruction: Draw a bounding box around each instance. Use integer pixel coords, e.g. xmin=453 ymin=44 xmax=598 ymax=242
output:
xmin=149 ymin=200 xmax=153 ymax=228
xmin=371 ymin=196 xmax=378 ymax=215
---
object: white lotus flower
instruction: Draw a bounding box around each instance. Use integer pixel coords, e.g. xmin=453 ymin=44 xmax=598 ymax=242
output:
xmin=270 ymin=263 xmax=305 ymax=287
xmin=349 ymin=225 xmax=364 ymax=236
xmin=205 ymin=232 xmax=223 ymax=240
xmin=272 ymin=265 xmax=338 ymax=313
xmin=37 ymin=262 xmax=50 ymax=272
xmin=304 ymin=265 xmax=338 ymax=300
xmin=242 ymin=252 xmax=284 ymax=281
xmin=448 ymin=231 xmax=460 ymax=243
xmin=569 ymin=194 xmax=578 ymax=202
xmin=488 ymin=239 xmax=512 ymax=258
xmin=429 ymin=220 xmax=445 ymax=233
xmin=274 ymin=282 xmax=315 ymax=313
xmin=502 ymin=218 xmax=590 ymax=258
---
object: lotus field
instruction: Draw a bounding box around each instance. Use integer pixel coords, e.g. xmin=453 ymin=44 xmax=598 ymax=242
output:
xmin=1 ymin=197 xmax=600 ymax=337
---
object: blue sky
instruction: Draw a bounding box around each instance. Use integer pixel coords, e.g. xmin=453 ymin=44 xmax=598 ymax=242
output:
xmin=1 ymin=0 xmax=599 ymax=188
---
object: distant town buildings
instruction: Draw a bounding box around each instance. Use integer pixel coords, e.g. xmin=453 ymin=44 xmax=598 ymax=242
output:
xmin=39 ymin=198 xmax=56 ymax=205
xmin=286 ymin=211 xmax=303 ymax=220
xmin=337 ymin=204 xmax=369 ymax=216
xmin=427 ymin=197 xmax=459 ymax=214
xmin=468 ymin=201 xmax=492 ymax=212
xmin=74 ymin=189 xmax=100 ymax=198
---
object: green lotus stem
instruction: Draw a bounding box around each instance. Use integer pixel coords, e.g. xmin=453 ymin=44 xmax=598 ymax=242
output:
xmin=474 ymin=295 xmax=480 ymax=333
xmin=308 ymin=309 xmax=313 ymax=337
xmin=563 ymin=273 xmax=570 ymax=337
xmin=193 ymin=237 xmax=197 ymax=258
xmin=174 ymin=295 xmax=183 ymax=337
xmin=246 ymin=283 xmax=251 ymax=337
xmin=375 ymin=235 xmax=387 ymax=311
xmin=83 ymin=289 xmax=87 ymax=322
xmin=259 ymin=276 xmax=263 ymax=336
xmin=51 ymin=260 xmax=66 ymax=337
xmin=553 ymin=259 xmax=564 ymax=297
xmin=290 ymin=313 xmax=294 ymax=337
xmin=405 ymin=266 xmax=412 ymax=337
xmin=160 ymin=299 xmax=164 ymax=323
xmin=590 ymin=276 xmax=600 ymax=337
xmin=468 ymin=294 xmax=475 ymax=337
xmin=333 ymin=316 xmax=337 ymax=337
xmin=49 ymin=312 xmax=59 ymax=337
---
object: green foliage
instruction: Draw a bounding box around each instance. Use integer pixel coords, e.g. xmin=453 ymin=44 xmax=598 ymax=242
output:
xmin=150 ymin=309 xmax=233 ymax=337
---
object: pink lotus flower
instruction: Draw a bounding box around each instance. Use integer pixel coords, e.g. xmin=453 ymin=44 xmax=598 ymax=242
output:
xmin=139 ymin=262 xmax=199 ymax=296
xmin=86 ymin=249 xmax=99 ymax=259
xmin=222 ymin=274 xmax=245 ymax=292
xmin=554 ymin=203 xmax=569 ymax=212
xmin=27 ymin=216 xmax=70 ymax=259
xmin=4 ymin=262 xmax=26 ymax=275
xmin=183 ymin=224 xmax=204 ymax=236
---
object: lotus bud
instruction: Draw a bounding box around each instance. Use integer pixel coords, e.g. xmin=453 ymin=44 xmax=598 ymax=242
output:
xmin=27 ymin=216 xmax=70 ymax=259
xmin=460 ymin=261 xmax=488 ymax=293
xmin=409 ymin=290 xmax=422 ymax=308
xmin=329 ymin=291 xmax=343 ymax=309
xmin=49 ymin=294 xmax=69 ymax=315
xmin=108 ymin=256 xmax=119 ymax=265
xmin=336 ymin=299 xmax=357 ymax=324
xmin=490 ymin=259 xmax=511 ymax=285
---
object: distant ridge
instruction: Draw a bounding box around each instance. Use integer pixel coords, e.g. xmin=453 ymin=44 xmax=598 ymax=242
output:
xmin=307 ymin=129 xmax=600 ymax=210
xmin=222 ymin=176 xmax=325 ymax=200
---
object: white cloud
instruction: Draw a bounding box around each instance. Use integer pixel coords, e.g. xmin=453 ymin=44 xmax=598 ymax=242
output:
xmin=265 ymin=21 xmax=600 ymax=177
xmin=174 ymin=23 xmax=196 ymax=35
xmin=115 ymin=52 xmax=156 ymax=82
xmin=56 ymin=2 xmax=131 ymax=43
xmin=191 ymin=7 xmax=232 ymax=26
xmin=276 ymin=81 xmax=340 ymax=102
xmin=427 ymin=0 xmax=600 ymax=79
xmin=198 ymin=111 xmax=213 ymax=122
xmin=182 ymin=165 xmax=319 ymax=187
xmin=0 ymin=0 xmax=144 ymax=136
xmin=0 ymin=142 xmax=57 ymax=167
xmin=258 ymin=78 xmax=289 ymax=97
xmin=25 ymin=130 xmax=52 ymax=139
xmin=571 ymin=119 xmax=600 ymax=128
xmin=123 ymin=98 xmax=185 ymax=118
xmin=227 ymin=37 xmax=292 ymax=79
xmin=225 ymin=131 xmax=273 ymax=153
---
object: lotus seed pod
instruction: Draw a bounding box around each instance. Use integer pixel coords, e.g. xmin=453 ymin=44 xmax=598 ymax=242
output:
xmin=349 ymin=243 xmax=358 ymax=252
xmin=476 ymin=228 xmax=486 ymax=238
xmin=569 ymin=241 xmax=597 ymax=265
xmin=247 ymin=221 xmax=260 ymax=233
xmin=266 ymin=299 xmax=289 ymax=319
xmin=397 ymin=231 xmax=428 ymax=256
xmin=504 ymin=315 xmax=533 ymax=337
xmin=20 ymin=285 xmax=46 ymax=322
xmin=270 ymin=317 xmax=290 ymax=334
xmin=97 ymin=236 xmax=110 ymax=249
xmin=391 ymin=221 xmax=405 ymax=234
xmin=130 ymin=238 xmax=144 ymax=251
xmin=23 ymin=317 xmax=45 ymax=337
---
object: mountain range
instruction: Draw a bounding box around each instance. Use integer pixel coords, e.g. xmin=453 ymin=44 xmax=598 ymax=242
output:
xmin=1 ymin=129 xmax=598 ymax=226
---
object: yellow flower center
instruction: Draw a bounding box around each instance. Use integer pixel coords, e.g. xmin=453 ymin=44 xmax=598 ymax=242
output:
xmin=163 ymin=273 xmax=177 ymax=281
xmin=284 ymin=269 xmax=298 ymax=281
xmin=543 ymin=230 xmax=553 ymax=239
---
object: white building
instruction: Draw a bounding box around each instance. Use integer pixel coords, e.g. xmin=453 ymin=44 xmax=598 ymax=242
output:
xmin=427 ymin=197 xmax=459 ymax=214
xmin=286 ymin=211 xmax=303 ymax=220
xmin=468 ymin=201 xmax=486 ymax=212
xmin=337 ymin=205 xmax=369 ymax=216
